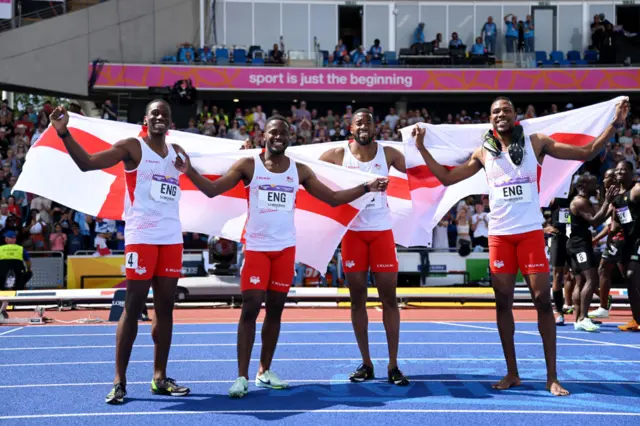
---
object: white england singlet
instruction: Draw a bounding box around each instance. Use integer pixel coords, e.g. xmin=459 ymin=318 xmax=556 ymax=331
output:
xmin=485 ymin=133 xmax=544 ymax=236
xmin=341 ymin=141 xmax=392 ymax=231
xmin=123 ymin=138 xmax=183 ymax=246
xmin=244 ymin=154 xmax=299 ymax=251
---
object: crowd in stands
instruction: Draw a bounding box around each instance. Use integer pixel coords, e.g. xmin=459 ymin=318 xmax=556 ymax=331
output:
xmin=2 ymin=96 xmax=639 ymax=286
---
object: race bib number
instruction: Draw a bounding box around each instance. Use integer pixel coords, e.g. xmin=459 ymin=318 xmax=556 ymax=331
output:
xmin=616 ymin=206 xmax=633 ymax=224
xmin=125 ymin=252 xmax=139 ymax=269
xmin=493 ymin=181 xmax=532 ymax=204
xmin=576 ymin=252 xmax=588 ymax=264
xmin=150 ymin=175 xmax=180 ymax=203
xmin=609 ymin=244 xmax=618 ymax=256
xmin=365 ymin=194 xmax=383 ymax=210
xmin=558 ymin=208 xmax=570 ymax=224
xmin=258 ymin=185 xmax=294 ymax=211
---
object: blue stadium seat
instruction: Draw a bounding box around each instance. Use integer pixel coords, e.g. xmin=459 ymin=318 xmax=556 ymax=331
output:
xmin=233 ymin=49 xmax=247 ymax=64
xmin=550 ymin=51 xmax=564 ymax=63
xmin=371 ymin=59 xmax=382 ymax=67
xmin=574 ymin=59 xmax=588 ymax=66
xmin=584 ymin=50 xmax=598 ymax=63
xmin=216 ymin=48 xmax=229 ymax=65
xmin=535 ymin=51 xmax=546 ymax=63
xmin=558 ymin=59 xmax=571 ymax=67
xmin=567 ymin=50 xmax=581 ymax=61
xmin=161 ymin=55 xmax=177 ymax=63
xmin=252 ymin=57 xmax=265 ymax=66
xmin=541 ymin=60 xmax=555 ymax=67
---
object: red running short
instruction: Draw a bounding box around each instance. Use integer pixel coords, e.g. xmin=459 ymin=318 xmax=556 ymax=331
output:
xmin=488 ymin=230 xmax=549 ymax=275
xmin=240 ymin=246 xmax=296 ymax=293
xmin=341 ymin=229 xmax=398 ymax=273
xmin=124 ymin=244 xmax=184 ymax=280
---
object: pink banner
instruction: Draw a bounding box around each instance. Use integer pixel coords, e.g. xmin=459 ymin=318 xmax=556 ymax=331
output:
xmin=92 ymin=64 xmax=640 ymax=92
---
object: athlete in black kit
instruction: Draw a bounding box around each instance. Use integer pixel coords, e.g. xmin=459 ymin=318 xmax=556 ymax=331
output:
xmin=566 ymin=174 xmax=617 ymax=331
xmin=590 ymin=169 xmax=621 ymax=319
xmin=545 ymin=197 xmax=573 ymax=325
xmin=612 ymin=160 xmax=640 ymax=331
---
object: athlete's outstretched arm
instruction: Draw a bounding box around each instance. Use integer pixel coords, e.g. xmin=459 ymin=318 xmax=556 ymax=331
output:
xmin=535 ymin=98 xmax=629 ymax=162
xmin=49 ymin=106 xmax=132 ymax=171
xmin=176 ymin=152 xmax=250 ymax=198
xmin=571 ymin=186 xmax=618 ymax=228
xmin=412 ymin=126 xmax=482 ymax=187
xmin=297 ymin=163 xmax=388 ymax=207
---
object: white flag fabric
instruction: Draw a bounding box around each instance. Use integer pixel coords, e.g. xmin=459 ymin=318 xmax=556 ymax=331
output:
xmin=397 ymin=96 xmax=623 ymax=245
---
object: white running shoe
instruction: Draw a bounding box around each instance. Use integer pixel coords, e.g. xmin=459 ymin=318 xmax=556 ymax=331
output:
xmin=556 ymin=314 xmax=565 ymax=326
xmin=228 ymin=376 xmax=248 ymax=398
xmin=588 ymin=307 xmax=609 ymax=319
xmin=575 ymin=317 xmax=600 ymax=332
xmin=255 ymin=370 xmax=289 ymax=389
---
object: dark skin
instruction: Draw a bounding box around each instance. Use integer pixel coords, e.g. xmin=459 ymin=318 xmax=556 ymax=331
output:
xmin=49 ymin=101 xmax=184 ymax=388
xmin=569 ymin=176 xmax=617 ymax=322
xmin=592 ymin=170 xmax=625 ymax=310
xmin=176 ymin=119 xmax=388 ymax=380
xmin=544 ymin=198 xmax=574 ymax=312
xmin=318 ymin=111 xmax=406 ymax=373
xmin=412 ymin=97 xmax=628 ymax=396
xmin=614 ymin=161 xmax=640 ymax=324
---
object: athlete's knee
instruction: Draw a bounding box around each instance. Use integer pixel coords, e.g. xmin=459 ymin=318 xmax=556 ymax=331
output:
xmin=265 ymin=298 xmax=286 ymax=320
xmin=533 ymin=292 xmax=553 ymax=313
xmin=240 ymin=297 xmax=262 ymax=322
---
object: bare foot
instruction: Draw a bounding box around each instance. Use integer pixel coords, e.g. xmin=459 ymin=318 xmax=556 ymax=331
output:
xmin=491 ymin=374 xmax=521 ymax=390
xmin=546 ymin=379 xmax=570 ymax=396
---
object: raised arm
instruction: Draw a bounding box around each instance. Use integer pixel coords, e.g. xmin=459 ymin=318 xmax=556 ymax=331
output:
xmin=571 ymin=186 xmax=617 ymax=228
xmin=534 ymin=98 xmax=629 ymax=162
xmin=412 ymin=125 xmax=483 ymax=187
xmin=49 ymin=106 xmax=133 ymax=171
xmin=175 ymin=149 xmax=250 ymax=198
xmin=297 ymin=163 xmax=387 ymax=207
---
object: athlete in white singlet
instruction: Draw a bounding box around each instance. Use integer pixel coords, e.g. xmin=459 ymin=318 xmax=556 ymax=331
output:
xmin=176 ymin=115 xmax=388 ymax=398
xmin=319 ymin=109 xmax=409 ymax=386
xmin=49 ymin=100 xmax=191 ymax=404
xmin=412 ymin=96 xmax=629 ymax=396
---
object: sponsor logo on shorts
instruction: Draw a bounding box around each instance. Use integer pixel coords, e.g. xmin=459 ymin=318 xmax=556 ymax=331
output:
xmin=345 ymin=260 xmax=355 ymax=268
xmin=376 ymin=264 xmax=395 ymax=268
xmin=250 ymin=276 xmax=261 ymax=285
xmin=135 ymin=267 xmax=147 ymax=275
xmin=165 ymin=268 xmax=182 ymax=273
xmin=526 ymin=263 xmax=547 ymax=269
xmin=493 ymin=260 xmax=504 ymax=269
xmin=271 ymin=281 xmax=289 ymax=288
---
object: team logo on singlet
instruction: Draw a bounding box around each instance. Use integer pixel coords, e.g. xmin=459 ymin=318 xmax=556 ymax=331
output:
xmin=286 ymin=176 xmax=294 ymax=183
xmin=374 ymin=163 xmax=381 ymax=170
xmin=258 ymin=184 xmax=294 ymax=211
xmin=150 ymin=175 xmax=180 ymax=203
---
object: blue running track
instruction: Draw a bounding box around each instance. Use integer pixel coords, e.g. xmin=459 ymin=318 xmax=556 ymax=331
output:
xmin=1 ymin=321 xmax=639 ymax=425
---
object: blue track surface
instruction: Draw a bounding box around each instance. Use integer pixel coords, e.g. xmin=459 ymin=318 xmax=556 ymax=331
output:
xmin=1 ymin=320 xmax=639 ymax=425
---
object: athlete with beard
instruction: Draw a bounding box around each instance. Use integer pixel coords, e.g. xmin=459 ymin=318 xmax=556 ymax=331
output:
xmin=611 ymin=160 xmax=640 ymax=331
xmin=412 ymin=96 xmax=629 ymax=396
xmin=50 ymin=100 xmax=191 ymax=404
xmin=175 ymin=116 xmax=388 ymax=397
xmin=318 ymin=109 xmax=409 ymax=386
xmin=590 ymin=169 xmax=621 ymax=319
xmin=545 ymin=197 xmax=575 ymax=325
xmin=566 ymin=174 xmax=617 ymax=331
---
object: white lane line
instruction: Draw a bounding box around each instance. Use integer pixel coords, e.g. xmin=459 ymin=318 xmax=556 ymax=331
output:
xmin=0 ymin=329 xmax=612 ymax=338
xmin=0 ymin=327 xmax=23 ymax=336
xmin=2 ymin=378 xmax=639 ymax=389
xmin=2 ymin=409 xmax=640 ymax=420
xmin=4 ymin=357 xmax=640 ymax=368
xmin=0 ymin=341 xmax=612 ymax=351
xmin=436 ymin=321 xmax=640 ymax=350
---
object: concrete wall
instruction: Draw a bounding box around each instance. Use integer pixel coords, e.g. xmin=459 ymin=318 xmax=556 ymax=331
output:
xmin=0 ymin=0 xmax=202 ymax=96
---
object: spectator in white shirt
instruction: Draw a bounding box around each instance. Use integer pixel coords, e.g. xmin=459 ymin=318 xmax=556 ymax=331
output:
xmin=385 ymin=108 xmax=399 ymax=130
xmin=253 ymin=105 xmax=266 ymax=130
xmin=471 ymin=202 xmax=489 ymax=250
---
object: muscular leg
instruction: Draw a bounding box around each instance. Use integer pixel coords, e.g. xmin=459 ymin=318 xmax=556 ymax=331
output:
xmin=490 ymin=273 xmax=520 ymax=390
xmin=572 ymin=274 xmax=584 ymax=321
xmin=237 ymin=290 xmax=264 ymax=379
xmin=347 ymin=271 xmax=373 ymax=368
xmin=598 ymin=260 xmax=612 ymax=310
xmin=114 ymin=279 xmax=152 ymax=386
xmin=564 ymin=269 xmax=575 ymax=310
xmin=373 ymin=271 xmax=400 ymax=371
xmin=627 ymin=261 xmax=640 ymax=323
xmin=150 ymin=277 xmax=178 ymax=381
xmin=579 ymin=269 xmax=599 ymax=322
xmin=524 ymin=273 xmax=569 ymax=396
xmin=258 ymin=290 xmax=288 ymax=374
xmin=552 ymin=266 xmax=565 ymax=314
